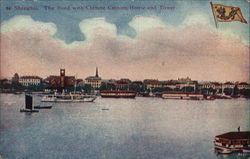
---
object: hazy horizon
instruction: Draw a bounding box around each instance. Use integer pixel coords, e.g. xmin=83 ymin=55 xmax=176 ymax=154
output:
xmin=1 ymin=69 xmax=249 ymax=83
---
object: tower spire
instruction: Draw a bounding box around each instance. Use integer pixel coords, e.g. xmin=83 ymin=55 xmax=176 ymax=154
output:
xmin=95 ymin=67 xmax=99 ymax=77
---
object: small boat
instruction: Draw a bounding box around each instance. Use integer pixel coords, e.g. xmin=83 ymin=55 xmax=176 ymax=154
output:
xmin=214 ymin=94 xmax=232 ymax=99
xmin=41 ymin=92 xmax=97 ymax=103
xmin=101 ymin=108 xmax=109 ymax=110
xmin=215 ymin=147 xmax=233 ymax=154
xmin=20 ymin=95 xmax=39 ymax=113
xmin=205 ymin=95 xmax=215 ymax=100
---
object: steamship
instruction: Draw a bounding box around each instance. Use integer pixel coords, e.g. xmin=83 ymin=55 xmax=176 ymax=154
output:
xmin=41 ymin=69 xmax=96 ymax=102
xmin=41 ymin=92 xmax=96 ymax=102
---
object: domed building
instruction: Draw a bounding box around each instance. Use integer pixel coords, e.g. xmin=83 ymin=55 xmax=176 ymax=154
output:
xmin=85 ymin=68 xmax=102 ymax=89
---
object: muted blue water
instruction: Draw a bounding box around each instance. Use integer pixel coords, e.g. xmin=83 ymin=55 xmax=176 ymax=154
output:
xmin=0 ymin=93 xmax=249 ymax=159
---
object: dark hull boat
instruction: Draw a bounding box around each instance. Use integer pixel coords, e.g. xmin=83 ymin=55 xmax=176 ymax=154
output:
xmin=100 ymin=90 xmax=136 ymax=98
xmin=20 ymin=95 xmax=39 ymax=113
xmin=20 ymin=109 xmax=39 ymax=112
xmin=34 ymin=105 xmax=52 ymax=109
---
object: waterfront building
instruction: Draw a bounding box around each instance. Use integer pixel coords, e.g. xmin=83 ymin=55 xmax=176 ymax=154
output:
xmin=202 ymin=82 xmax=222 ymax=90
xmin=115 ymin=79 xmax=131 ymax=89
xmin=0 ymin=78 xmax=11 ymax=85
xmin=45 ymin=69 xmax=76 ymax=89
xmin=107 ymin=79 xmax=117 ymax=84
xmin=119 ymin=78 xmax=131 ymax=83
xmin=177 ymin=77 xmax=192 ymax=83
xmin=143 ymin=79 xmax=161 ymax=89
xmin=237 ymin=82 xmax=250 ymax=90
xmin=76 ymin=79 xmax=84 ymax=87
xmin=46 ymin=76 xmax=75 ymax=88
xmin=102 ymin=79 xmax=117 ymax=85
xmin=19 ymin=76 xmax=42 ymax=86
xmin=45 ymin=76 xmax=60 ymax=88
xmin=162 ymin=78 xmax=197 ymax=90
xmin=176 ymin=82 xmax=197 ymax=90
xmin=60 ymin=69 xmax=65 ymax=88
xmin=85 ymin=68 xmax=102 ymax=89
xmin=11 ymin=73 xmax=19 ymax=84
xmin=131 ymin=81 xmax=144 ymax=88
xmin=131 ymin=81 xmax=143 ymax=86
xmin=201 ymin=83 xmax=211 ymax=89
xmin=223 ymin=82 xmax=235 ymax=89
xmin=162 ymin=81 xmax=176 ymax=89
xmin=65 ymin=76 xmax=75 ymax=86
xmin=213 ymin=82 xmax=222 ymax=90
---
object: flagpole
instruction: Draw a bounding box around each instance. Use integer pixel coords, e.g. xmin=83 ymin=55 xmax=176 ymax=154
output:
xmin=210 ymin=2 xmax=218 ymax=28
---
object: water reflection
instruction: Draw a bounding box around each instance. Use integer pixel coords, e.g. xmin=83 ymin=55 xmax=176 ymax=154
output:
xmin=0 ymin=94 xmax=249 ymax=159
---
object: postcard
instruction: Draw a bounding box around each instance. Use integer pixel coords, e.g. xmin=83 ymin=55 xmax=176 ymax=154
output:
xmin=0 ymin=0 xmax=249 ymax=159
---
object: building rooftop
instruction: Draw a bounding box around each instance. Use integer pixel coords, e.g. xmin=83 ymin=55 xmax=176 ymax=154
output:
xmin=116 ymin=81 xmax=129 ymax=85
xmin=85 ymin=76 xmax=102 ymax=80
xmin=144 ymin=79 xmax=160 ymax=85
xmin=132 ymin=81 xmax=143 ymax=85
xmin=216 ymin=131 xmax=250 ymax=140
xmin=85 ymin=67 xmax=102 ymax=80
xmin=224 ymin=82 xmax=234 ymax=85
xmin=20 ymin=76 xmax=42 ymax=79
xmin=163 ymin=82 xmax=176 ymax=85
xmin=211 ymin=82 xmax=221 ymax=85
xmin=238 ymin=82 xmax=249 ymax=85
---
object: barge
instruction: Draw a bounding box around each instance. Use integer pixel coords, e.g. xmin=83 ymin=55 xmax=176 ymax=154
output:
xmin=161 ymin=92 xmax=204 ymax=100
xmin=214 ymin=131 xmax=250 ymax=154
xmin=100 ymin=90 xmax=136 ymax=98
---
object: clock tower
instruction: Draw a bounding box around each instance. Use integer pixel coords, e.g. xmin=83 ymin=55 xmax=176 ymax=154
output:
xmin=60 ymin=69 xmax=65 ymax=89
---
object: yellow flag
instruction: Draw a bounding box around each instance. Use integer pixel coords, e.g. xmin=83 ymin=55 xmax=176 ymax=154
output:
xmin=211 ymin=3 xmax=247 ymax=24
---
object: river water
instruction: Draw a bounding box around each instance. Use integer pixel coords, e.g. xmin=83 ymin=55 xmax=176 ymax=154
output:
xmin=0 ymin=93 xmax=249 ymax=159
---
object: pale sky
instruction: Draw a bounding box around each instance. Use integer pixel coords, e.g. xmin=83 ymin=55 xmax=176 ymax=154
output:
xmin=0 ymin=0 xmax=249 ymax=82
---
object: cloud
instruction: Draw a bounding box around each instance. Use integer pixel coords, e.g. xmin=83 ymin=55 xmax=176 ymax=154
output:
xmin=62 ymin=17 xmax=131 ymax=49
xmin=129 ymin=16 xmax=166 ymax=34
xmin=79 ymin=17 xmax=117 ymax=41
xmin=1 ymin=15 xmax=57 ymax=35
xmin=0 ymin=15 xmax=249 ymax=82
xmin=181 ymin=12 xmax=211 ymax=27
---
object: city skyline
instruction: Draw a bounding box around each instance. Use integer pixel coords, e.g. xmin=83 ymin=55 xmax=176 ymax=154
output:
xmin=3 ymin=69 xmax=250 ymax=84
xmin=0 ymin=0 xmax=249 ymax=82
